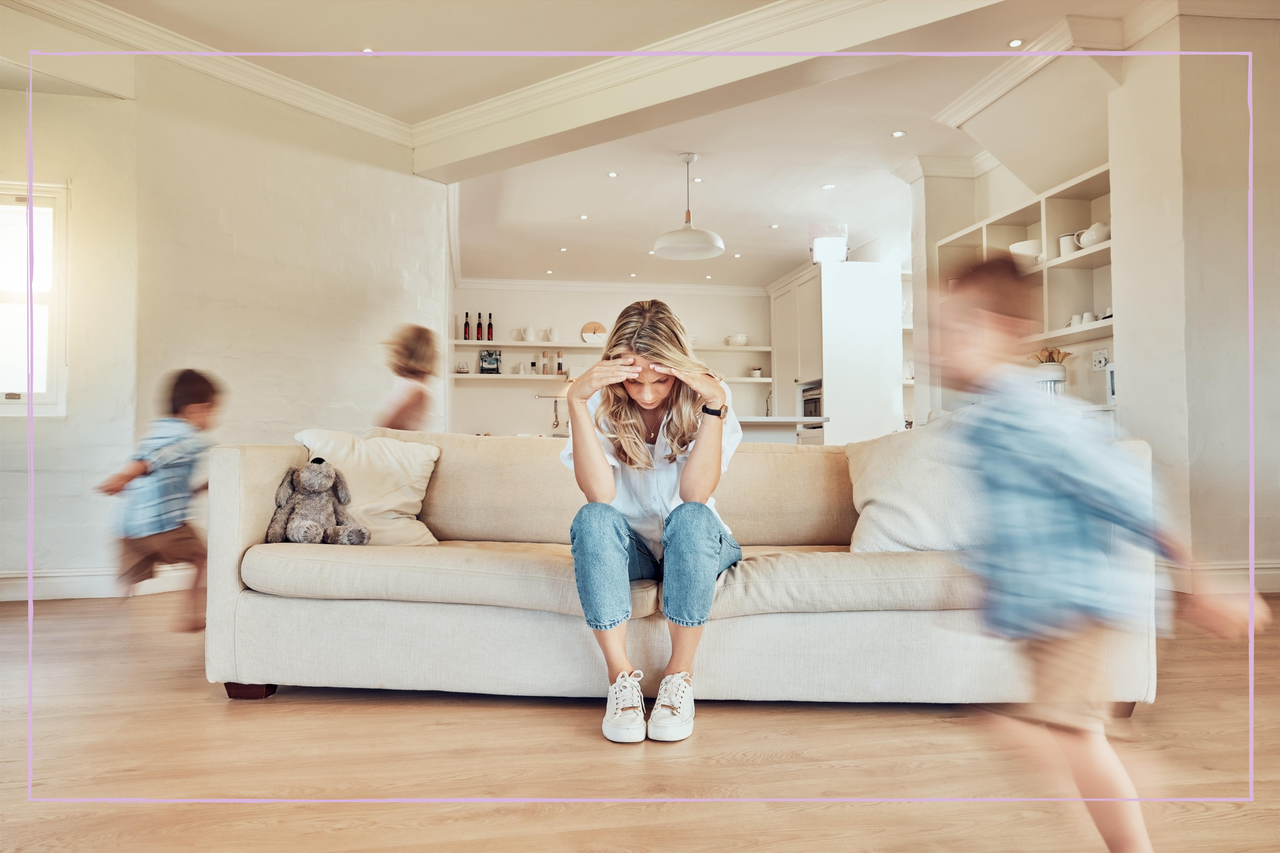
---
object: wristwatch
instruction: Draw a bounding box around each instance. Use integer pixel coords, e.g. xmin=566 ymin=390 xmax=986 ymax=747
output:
xmin=701 ymin=403 xmax=728 ymax=419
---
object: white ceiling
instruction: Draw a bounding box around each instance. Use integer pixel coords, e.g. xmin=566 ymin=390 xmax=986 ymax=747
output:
xmin=98 ymin=0 xmax=771 ymax=124
xmin=461 ymin=54 xmax=1002 ymax=287
xmin=458 ymin=0 xmax=1149 ymax=288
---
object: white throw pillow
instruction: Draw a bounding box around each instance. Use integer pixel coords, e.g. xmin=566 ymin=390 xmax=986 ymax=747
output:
xmin=844 ymin=415 xmax=984 ymax=552
xmin=294 ymin=429 xmax=441 ymax=546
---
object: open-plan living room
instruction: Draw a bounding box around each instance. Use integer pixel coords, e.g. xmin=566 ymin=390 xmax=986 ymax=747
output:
xmin=2 ymin=1 xmax=1277 ymax=850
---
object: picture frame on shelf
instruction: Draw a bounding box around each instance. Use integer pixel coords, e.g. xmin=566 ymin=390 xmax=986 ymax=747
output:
xmin=479 ymin=350 xmax=501 ymax=374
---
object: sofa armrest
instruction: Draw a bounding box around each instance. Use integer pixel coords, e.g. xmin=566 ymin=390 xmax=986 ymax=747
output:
xmin=205 ymin=443 xmax=307 ymax=683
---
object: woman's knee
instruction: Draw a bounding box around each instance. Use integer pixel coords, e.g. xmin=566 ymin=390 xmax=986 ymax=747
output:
xmin=571 ymin=502 xmax=628 ymax=544
xmin=663 ymin=501 xmax=717 ymax=539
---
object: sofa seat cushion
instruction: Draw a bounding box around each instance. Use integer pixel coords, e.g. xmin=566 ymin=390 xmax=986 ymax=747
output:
xmin=240 ymin=541 xmax=657 ymax=619
xmin=709 ymin=549 xmax=982 ymax=620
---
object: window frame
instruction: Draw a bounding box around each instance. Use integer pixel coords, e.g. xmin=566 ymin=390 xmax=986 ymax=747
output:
xmin=1 ymin=181 xmax=68 ymax=418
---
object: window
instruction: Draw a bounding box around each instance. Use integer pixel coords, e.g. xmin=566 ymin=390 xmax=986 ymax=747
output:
xmin=1 ymin=183 xmax=66 ymax=417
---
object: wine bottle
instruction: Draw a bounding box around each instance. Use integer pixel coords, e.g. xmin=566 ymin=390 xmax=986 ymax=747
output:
xmin=463 ymin=312 xmax=470 ymax=341
xmin=487 ymin=313 xmax=493 ymax=341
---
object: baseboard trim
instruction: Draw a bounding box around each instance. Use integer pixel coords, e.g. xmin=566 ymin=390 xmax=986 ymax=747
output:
xmin=0 ymin=565 xmax=196 ymax=601
xmin=1156 ymin=560 xmax=1280 ymax=594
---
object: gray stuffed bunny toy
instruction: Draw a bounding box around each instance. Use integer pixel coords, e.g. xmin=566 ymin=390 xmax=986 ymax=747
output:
xmin=266 ymin=457 xmax=371 ymax=546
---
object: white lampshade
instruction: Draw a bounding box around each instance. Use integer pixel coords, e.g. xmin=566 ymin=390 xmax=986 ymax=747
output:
xmin=653 ymin=222 xmax=725 ymax=260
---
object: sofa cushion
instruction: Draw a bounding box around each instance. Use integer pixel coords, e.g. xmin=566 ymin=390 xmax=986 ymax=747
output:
xmin=715 ymin=444 xmax=856 ymax=545
xmin=844 ymin=417 xmax=984 ymax=553
xmin=294 ymin=428 xmax=441 ymax=546
xmin=365 ymin=429 xmax=585 ymax=545
xmin=710 ymin=549 xmax=982 ymax=620
xmin=241 ymin=541 xmax=656 ymax=619
xmin=241 ymin=541 xmax=979 ymax=622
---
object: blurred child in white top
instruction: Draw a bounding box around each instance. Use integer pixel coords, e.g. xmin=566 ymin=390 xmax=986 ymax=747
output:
xmin=561 ymin=300 xmax=742 ymax=743
xmin=374 ymin=324 xmax=436 ymax=432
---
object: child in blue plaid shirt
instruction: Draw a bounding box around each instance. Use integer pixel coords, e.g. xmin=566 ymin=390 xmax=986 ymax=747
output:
xmin=97 ymin=370 xmax=221 ymax=631
xmin=943 ymin=257 xmax=1268 ymax=853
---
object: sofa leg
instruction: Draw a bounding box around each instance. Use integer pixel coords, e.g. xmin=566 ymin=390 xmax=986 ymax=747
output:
xmin=1113 ymin=701 xmax=1136 ymax=718
xmin=225 ymin=682 xmax=277 ymax=700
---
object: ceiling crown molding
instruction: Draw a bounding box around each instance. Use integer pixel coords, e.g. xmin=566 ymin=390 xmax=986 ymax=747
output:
xmin=8 ymin=0 xmax=414 ymax=146
xmin=408 ymin=0 xmax=885 ymax=148
xmin=931 ymin=18 xmax=1075 ymax=129
xmin=459 ymin=278 xmax=767 ymax=298
xmin=891 ymin=150 xmax=1000 ymax=184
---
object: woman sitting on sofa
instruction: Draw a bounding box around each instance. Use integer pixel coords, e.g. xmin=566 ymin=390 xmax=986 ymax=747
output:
xmin=561 ymin=299 xmax=742 ymax=744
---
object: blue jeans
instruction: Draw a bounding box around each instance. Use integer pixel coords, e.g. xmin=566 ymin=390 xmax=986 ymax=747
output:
xmin=570 ymin=502 xmax=742 ymax=631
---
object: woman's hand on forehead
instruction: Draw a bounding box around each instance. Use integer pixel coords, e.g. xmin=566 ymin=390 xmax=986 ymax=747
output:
xmin=650 ymin=364 xmax=725 ymax=407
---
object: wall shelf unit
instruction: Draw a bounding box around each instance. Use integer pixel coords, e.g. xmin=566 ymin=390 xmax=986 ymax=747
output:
xmin=936 ymin=163 xmax=1115 ymax=409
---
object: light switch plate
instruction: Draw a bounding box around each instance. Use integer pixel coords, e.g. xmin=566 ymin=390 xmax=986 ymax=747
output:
xmin=1092 ymin=349 xmax=1109 ymax=372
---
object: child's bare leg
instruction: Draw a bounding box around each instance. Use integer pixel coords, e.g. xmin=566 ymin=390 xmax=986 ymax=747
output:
xmin=182 ymin=558 xmax=207 ymax=631
xmin=1050 ymin=726 xmax=1152 ymax=853
xmin=979 ymin=710 xmax=1074 ymax=790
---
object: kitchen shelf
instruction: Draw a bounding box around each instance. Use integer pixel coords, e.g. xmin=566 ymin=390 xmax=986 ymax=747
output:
xmin=1019 ymin=317 xmax=1114 ymax=348
xmin=451 ymin=374 xmax=571 ymax=382
xmin=725 ymin=377 xmax=773 ymax=384
xmin=453 ymin=339 xmax=600 ymax=350
xmin=903 ymin=379 xmax=915 ymax=386
xmin=451 ymin=340 xmax=771 ymax=353
xmin=1026 ymin=240 xmax=1112 ymax=273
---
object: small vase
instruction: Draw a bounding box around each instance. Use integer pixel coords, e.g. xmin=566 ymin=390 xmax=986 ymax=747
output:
xmin=1035 ymin=362 xmax=1066 ymax=401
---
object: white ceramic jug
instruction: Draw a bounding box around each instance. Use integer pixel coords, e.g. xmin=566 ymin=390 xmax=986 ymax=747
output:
xmin=1074 ymin=222 xmax=1111 ymax=249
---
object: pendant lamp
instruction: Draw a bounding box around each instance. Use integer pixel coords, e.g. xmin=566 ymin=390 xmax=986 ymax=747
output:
xmin=653 ymin=153 xmax=724 ymax=260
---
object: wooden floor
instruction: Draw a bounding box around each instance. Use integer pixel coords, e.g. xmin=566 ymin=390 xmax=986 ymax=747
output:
xmin=3 ymin=593 xmax=1277 ymax=852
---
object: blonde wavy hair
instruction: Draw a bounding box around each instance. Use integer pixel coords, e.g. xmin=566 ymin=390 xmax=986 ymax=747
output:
xmin=596 ymin=300 xmax=721 ymax=469
xmin=385 ymin=324 xmax=437 ymax=379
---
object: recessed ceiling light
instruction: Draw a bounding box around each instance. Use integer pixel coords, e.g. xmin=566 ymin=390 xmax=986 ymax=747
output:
xmin=362 ymin=48 xmax=373 ymax=53
xmin=734 ymin=254 xmax=741 ymax=258
xmin=560 ymin=247 xmax=567 ymax=252
xmin=705 ymin=275 xmax=712 ymax=279
xmin=693 ymin=177 xmax=703 ymax=183
xmin=546 ymin=270 xmax=553 ymax=274
xmin=822 ymin=184 xmax=836 ymax=190
xmin=770 ymin=224 xmax=779 ymax=229
xmin=648 ymin=250 xmax=655 ymax=255
xmin=1008 ymin=38 xmax=1024 ymax=48
xmin=580 ymin=215 xmax=588 ymax=219
xmin=891 ymin=131 xmax=906 ymax=138
xmin=608 ymin=172 xmax=617 ymax=177
xmin=630 ymin=273 xmax=636 ymax=277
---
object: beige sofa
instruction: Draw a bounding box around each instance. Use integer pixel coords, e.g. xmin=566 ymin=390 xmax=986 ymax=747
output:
xmin=205 ymin=430 xmax=1157 ymax=705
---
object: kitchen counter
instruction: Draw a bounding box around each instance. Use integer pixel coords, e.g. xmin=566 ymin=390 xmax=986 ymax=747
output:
xmin=739 ymin=416 xmax=828 ymax=444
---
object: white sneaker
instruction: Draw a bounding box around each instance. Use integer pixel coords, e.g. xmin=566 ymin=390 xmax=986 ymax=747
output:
xmin=602 ymin=670 xmax=647 ymax=743
xmin=647 ymin=672 xmax=695 ymax=741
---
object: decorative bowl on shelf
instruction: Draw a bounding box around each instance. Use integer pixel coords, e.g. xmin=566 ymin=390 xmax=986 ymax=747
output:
xmin=724 ymin=334 xmax=749 ymax=346
xmin=1009 ymin=239 xmax=1043 ymax=267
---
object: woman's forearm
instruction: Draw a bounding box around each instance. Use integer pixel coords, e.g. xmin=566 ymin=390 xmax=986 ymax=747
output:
xmin=679 ymin=415 xmax=723 ymax=503
xmin=569 ymin=399 xmax=616 ymax=504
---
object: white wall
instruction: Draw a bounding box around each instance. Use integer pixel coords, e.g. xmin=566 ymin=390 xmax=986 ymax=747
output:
xmin=449 ymin=283 xmax=770 ymax=436
xmin=0 ymin=90 xmax=138 ymax=597
xmin=1178 ymin=16 xmax=1278 ymax=568
xmin=2 ymin=11 xmax=452 ymax=599
xmin=973 ymin=164 xmax=1036 ymax=223
xmin=134 ymin=58 xmax=449 ymax=445
xmin=1108 ymin=21 xmax=1193 ymax=542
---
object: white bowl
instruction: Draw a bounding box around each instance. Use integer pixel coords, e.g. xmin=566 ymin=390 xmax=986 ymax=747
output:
xmin=1009 ymin=239 xmax=1043 ymax=265
xmin=725 ymin=334 xmax=749 ymax=346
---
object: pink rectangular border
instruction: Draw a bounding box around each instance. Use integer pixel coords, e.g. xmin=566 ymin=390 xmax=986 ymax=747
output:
xmin=22 ymin=47 xmax=1258 ymax=805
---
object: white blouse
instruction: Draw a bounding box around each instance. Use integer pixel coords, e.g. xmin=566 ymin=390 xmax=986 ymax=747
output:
xmin=560 ymin=381 xmax=742 ymax=560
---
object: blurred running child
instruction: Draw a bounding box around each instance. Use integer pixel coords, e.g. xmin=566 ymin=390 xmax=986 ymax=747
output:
xmin=374 ymin=324 xmax=436 ymax=431
xmin=941 ymin=257 xmax=1269 ymax=853
xmin=97 ymin=369 xmax=220 ymax=631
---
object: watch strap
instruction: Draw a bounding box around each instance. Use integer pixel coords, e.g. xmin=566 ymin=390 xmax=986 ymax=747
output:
xmin=701 ymin=404 xmax=726 ymax=419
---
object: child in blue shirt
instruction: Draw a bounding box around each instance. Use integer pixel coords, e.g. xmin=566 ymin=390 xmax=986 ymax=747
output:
xmin=942 ymin=257 xmax=1269 ymax=853
xmin=97 ymin=370 xmax=220 ymax=631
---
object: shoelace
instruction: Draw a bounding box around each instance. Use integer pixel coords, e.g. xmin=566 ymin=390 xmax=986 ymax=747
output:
xmin=610 ymin=670 xmax=644 ymax=719
xmin=655 ymin=672 xmax=691 ymax=715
